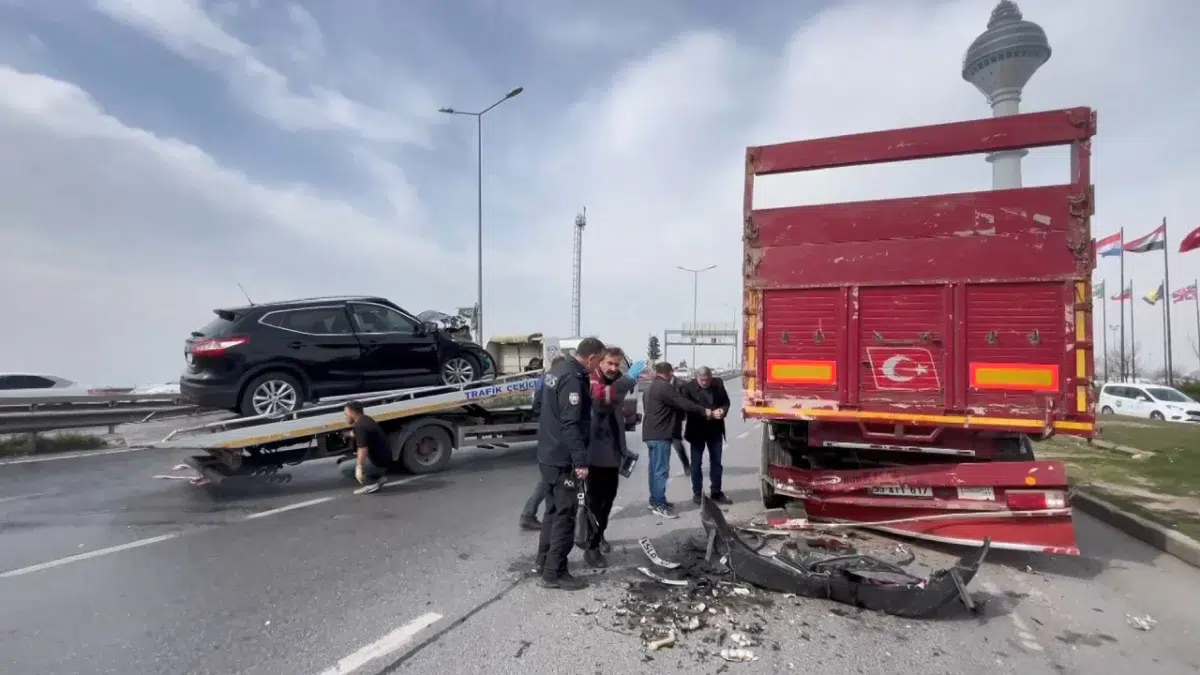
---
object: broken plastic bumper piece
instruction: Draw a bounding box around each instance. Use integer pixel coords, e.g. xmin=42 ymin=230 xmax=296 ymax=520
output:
xmin=700 ymin=495 xmax=989 ymax=618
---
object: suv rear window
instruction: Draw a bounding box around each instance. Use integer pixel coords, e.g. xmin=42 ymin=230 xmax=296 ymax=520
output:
xmin=194 ymin=313 xmax=237 ymax=338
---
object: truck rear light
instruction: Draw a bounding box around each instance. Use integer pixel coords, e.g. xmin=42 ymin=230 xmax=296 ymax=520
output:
xmin=1005 ymin=489 xmax=1066 ymax=511
xmin=192 ymin=335 xmax=249 ymax=356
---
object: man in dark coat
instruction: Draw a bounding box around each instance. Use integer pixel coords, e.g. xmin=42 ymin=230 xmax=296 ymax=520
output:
xmin=581 ymin=347 xmax=643 ymax=568
xmin=642 ymin=362 xmax=712 ymax=519
xmin=681 ymin=366 xmax=732 ymax=504
xmin=519 ymin=356 xmax=565 ymax=531
xmin=533 ymin=337 xmax=604 ymax=591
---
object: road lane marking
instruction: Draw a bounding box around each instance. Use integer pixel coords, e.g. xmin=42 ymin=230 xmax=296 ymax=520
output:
xmin=982 ymin=581 xmax=1044 ymax=652
xmin=318 ymin=612 xmax=442 ymax=675
xmin=0 ymin=491 xmax=49 ymax=504
xmin=0 ymin=532 xmax=186 ymax=578
xmin=1 ymin=475 xmax=432 ymax=578
xmin=244 ymin=496 xmax=336 ymax=520
xmin=0 ymin=446 xmax=153 ymax=466
xmin=736 ymin=430 xmax=750 ymax=440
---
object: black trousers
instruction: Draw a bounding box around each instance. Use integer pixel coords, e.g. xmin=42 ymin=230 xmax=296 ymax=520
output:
xmin=585 ymin=466 xmax=620 ymax=550
xmin=672 ymin=438 xmax=690 ymax=468
xmin=535 ymin=463 xmax=579 ymax=580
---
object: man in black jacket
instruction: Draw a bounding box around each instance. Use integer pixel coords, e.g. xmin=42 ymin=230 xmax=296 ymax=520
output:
xmin=533 ymin=337 xmax=604 ymax=591
xmin=681 ymin=367 xmax=732 ymax=504
xmin=519 ymin=356 xmax=565 ymax=531
xmin=641 ymin=362 xmax=712 ymax=519
xmin=582 ymin=347 xmax=638 ymax=568
xmin=670 ymin=374 xmax=691 ymax=474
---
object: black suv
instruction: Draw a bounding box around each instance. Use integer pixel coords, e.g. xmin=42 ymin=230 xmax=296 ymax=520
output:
xmin=180 ymin=296 xmax=491 ymax=417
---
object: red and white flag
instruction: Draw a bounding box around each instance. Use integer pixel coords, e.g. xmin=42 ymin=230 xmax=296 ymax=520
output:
xmin=1124 ymin=223 xmax=1166 ymax=253
xmin=865 ymin=347 xmax=941 ymax=391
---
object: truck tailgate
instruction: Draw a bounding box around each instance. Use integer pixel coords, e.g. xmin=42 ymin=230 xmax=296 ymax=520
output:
xmin=742 ymin=107 xmax=1097 ymax=436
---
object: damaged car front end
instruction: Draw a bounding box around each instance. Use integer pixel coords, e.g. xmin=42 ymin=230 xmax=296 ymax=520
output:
xmin=699 ymin=495 xmax=990 ymax=618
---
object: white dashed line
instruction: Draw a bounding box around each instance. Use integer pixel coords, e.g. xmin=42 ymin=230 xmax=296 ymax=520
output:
xmin=1 ymin=475 xmax=430 ymax=578
xmin=0 ymin=532 xmax=187 ymax=578
xmin=736 ymin=430 xmax=750 ymax=440
xmin=982 ymin=581 xmax=1044 ymax=652
xmin=610 ymin=505 xmax=625 ymax=516
xmin=317 ymin=612 xmax=442 ymax=675
xmin=0 ymin=445 xmax=153 ymax=466
xmin=244 ymin=496 xmax=336 ymax=520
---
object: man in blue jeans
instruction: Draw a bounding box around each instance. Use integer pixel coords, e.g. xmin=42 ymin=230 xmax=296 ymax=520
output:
xmin=641 ymin=362 xmax=712 ymax=519
xmin=681 ymin=367 xmax=732 ymax=505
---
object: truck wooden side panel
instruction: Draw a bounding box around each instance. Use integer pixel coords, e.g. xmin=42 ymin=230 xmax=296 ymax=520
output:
xmin=743 ymin=108 xmax=1097 ymax=436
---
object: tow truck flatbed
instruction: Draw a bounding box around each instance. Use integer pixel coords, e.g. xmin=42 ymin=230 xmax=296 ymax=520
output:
xmin=148 ymin=373 xmax=543 ymax=486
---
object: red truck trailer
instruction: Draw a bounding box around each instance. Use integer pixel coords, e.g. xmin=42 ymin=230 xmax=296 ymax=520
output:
xmin=743 ymin=107 xmax=1097 ymax=556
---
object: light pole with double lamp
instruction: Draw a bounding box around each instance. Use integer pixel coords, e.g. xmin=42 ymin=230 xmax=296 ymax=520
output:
xmin=677 ymin=265 xmax=717 ymax=369
xmin=439 ymin=86 xmax=524 ymax=341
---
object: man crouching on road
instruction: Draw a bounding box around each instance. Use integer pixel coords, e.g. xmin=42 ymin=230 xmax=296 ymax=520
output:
xmin=341 ymin=400 xmax=389 ymax=494
xmin=534 ymin=337 xmax=604 ymax=590
xmin=583 ymin=347 xmax=646 ymax=568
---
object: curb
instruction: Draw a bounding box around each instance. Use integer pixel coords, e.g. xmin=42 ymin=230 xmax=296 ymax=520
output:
xmin=1073 ymin=490 xmax=1200 ymax=569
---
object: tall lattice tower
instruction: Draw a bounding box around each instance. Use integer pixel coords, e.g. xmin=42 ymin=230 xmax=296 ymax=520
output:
xmin=571 ymin=208 xmax=586 ymax=336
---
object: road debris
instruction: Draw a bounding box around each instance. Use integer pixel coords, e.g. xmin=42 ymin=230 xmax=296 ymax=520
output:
xmin=639 ymin=536 xmax=681 ymax=569
xmin=1126 ymin=614 xmax=1157 ymax=631
xmin=719 ymin=648 xmax=759 ymax=662
xmin=637 ymin=567 xmax=689 ymax=586
xmin=700 ymin=495 xmax=989 ymax=618
xmin=647 ymin=630 xmax=676 ymax=651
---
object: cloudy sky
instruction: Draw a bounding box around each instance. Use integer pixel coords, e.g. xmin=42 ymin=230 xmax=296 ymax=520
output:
xmin=1 ymin=0 xmax=1197 ymax=385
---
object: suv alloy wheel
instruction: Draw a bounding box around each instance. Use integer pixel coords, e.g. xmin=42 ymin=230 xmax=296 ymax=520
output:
xmin=242 ymin=373 xmax=303 ymax=417
xmin=440 ymin=356 xmax=477 ymax=386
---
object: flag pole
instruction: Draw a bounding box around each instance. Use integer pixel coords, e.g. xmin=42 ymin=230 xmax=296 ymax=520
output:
xmin=1101 ymin=284 xmax=1109 ymax=379
xmin=1130 ymin=278 xmax=1137 ymax=381
xmin=1119 ymin=227 xmax=1126 ymax=381
xmin=1194 ymin=277 xmax=1199 ymax=372
xmin=1162 ymin=284 xmax=1168 ymax=381
xmin=1162 ymin=218 xmax=1175 ymax=384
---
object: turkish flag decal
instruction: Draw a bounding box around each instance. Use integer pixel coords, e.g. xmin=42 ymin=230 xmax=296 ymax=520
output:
xmin=865 ymin=347 xmax=942 ymax=391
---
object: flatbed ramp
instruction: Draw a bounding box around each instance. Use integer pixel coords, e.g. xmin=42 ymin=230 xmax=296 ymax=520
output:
xmin=149 ymin=373 xmax=542 ymax=485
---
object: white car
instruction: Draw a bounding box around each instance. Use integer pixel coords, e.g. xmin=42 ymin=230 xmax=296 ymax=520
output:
xmin=1098 ymin=382 xmax=1200 ymax=422
xmin=0 ymin=373 xmax=94 ymax=398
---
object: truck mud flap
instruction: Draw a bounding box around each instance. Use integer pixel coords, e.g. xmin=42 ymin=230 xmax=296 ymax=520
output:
xmin=700 ymin=496 xmax=989 ymax=618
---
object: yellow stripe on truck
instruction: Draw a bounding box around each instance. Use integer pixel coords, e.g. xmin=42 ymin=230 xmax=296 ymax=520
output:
xmin=743 ymin=405 xmax=1094 ymax=433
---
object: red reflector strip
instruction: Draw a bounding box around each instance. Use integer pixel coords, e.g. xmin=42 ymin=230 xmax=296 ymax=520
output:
xmin=969 ymin=363 xmax=1059 ymax=392
xmin=766 ymin=359 xmax=837 ymax=385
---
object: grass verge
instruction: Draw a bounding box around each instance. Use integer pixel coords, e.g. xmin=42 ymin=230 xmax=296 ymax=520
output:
xmin=0 ymin=432 xmax=109 ymax=456
xmin=1037 ymin=416 xmax=1200 ymax=541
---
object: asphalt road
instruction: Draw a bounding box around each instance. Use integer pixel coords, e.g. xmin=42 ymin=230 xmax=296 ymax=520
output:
xmin=1 ymin=390 xmax=1197 ymax=675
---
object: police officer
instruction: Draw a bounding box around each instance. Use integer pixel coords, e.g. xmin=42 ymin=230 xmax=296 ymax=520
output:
xmin=533 ymin=336 xmax=605 ymax=590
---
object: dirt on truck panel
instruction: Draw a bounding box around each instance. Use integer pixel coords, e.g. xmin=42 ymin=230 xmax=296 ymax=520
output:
xmin=740 ymin=107 xmax=1097 ymax=556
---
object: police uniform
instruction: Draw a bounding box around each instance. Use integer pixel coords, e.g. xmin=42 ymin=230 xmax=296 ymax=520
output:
xmin=533 ymin=356 xmax=592 ymax=586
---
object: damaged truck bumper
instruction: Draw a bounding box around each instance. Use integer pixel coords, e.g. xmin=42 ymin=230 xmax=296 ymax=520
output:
xmin=700 ymin=495 xmax=989 ymax=618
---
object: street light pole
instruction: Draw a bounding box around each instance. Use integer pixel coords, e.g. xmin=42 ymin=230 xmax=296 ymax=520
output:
xmin=439 ymin=86 xmax=524 ymax=342
xmin=677 ymin=265 xmax=717 ymax=369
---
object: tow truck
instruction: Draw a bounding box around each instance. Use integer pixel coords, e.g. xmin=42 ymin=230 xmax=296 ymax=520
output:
xmin=743 ymin=107 xmax=1097 ymax=555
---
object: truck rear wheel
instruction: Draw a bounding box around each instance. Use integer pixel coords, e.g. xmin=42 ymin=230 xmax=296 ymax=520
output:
xmin=397 ymin=424 xmax=454 ymax=474
xmin=760 ymin=425 xmax=791 ymax=510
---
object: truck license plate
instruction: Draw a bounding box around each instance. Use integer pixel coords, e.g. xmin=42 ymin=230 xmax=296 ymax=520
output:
xmin=869 ymin=486 xmax=933 ymax=498
xmin=956 ymin=487 xmax=995 ymax=501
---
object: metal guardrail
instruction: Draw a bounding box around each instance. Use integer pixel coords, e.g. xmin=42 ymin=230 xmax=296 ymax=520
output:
xmin=0 ymin=394 xmax=201 ymax=435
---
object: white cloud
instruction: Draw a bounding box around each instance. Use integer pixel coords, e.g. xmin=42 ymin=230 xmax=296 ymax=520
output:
xmin=3 ymin=0 xmax=1199 ymax=386
xmin=90 ymin=0 xmax=439 ymax=145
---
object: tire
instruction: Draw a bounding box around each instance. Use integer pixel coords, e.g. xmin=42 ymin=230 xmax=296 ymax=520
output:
xmin=1150 ymin=411 xmax=1165 ymax=421
xmin=1100 ymin=406 xmax=1114 ymax=415
xmin=240 ymin=372 xmax=303 ymax=417
xmin=759 ymin=425 xmax=790 ymax=509
xmin=398 ymin=424 xmax=454 ymax=474
xmin=440 ymin=354 xmax=480 ymax=386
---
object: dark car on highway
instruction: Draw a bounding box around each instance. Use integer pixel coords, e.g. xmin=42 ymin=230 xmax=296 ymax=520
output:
xmin=180 ymin=296 xmax=491 ymax=417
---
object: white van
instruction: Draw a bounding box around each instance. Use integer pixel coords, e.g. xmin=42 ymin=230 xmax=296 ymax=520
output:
xmin=1098 ymin=382 xmax=1200 ymax=422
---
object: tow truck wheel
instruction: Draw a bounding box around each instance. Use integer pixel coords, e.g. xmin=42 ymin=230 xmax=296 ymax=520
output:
xmin=398 ymin=424 xmax=454 ymax=474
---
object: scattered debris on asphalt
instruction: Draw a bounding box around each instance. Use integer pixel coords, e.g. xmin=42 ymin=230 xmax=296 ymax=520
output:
xmin=578 ymin=497 xmax=990 ymax=659
xmin=1126 ymin=614 xmax=1157 ymax=631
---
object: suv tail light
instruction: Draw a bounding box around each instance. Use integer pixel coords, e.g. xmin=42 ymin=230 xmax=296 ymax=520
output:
xmin=192 ymin=335 xmax=249 ymax=356
xmin=1005 ymin=489 xmax=1067 ymax=511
